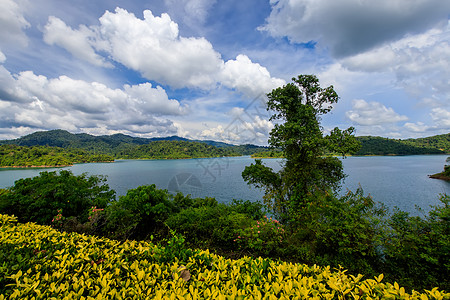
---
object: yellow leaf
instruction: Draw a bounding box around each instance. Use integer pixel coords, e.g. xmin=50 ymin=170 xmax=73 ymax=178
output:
xmin=376 ymin=274 xmax=384 ymax=283
xmin=420 ymin=294 xmax=429 ymax=300
xmin=137 ymin=270 xmax=145 ymax=281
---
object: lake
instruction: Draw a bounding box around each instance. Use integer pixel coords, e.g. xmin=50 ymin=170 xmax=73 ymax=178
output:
xmin=0 ymin=155 xmax=449 ymax=215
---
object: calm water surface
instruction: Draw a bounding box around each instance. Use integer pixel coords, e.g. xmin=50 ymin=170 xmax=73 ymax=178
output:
xmin=0 ymin=155 xmax=448 ymax=214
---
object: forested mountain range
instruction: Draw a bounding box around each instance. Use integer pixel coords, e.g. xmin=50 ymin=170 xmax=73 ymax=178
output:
xmin=0 ymin=130 xmax=448 ymax=157
xmin=0 ymin=130 xmax=269 ymax=158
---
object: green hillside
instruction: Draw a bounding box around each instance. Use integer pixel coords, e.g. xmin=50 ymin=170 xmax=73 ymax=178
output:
xmin=0 ymin=130 xmax=153 ymax=154
xmin=403 ymin=133 xmax=450 ymax=153
xmin=354 ymin=136 xmax=448 ymax=155
xmin=1 ymin=130 xmax=448 ymax=158
xmin=0 ymin=130 xmax=268 ymax=158
xmin=118 ymin=140 xmax=239 ymax=159
xmin=0 ymin=145 xmax=114 ymax=167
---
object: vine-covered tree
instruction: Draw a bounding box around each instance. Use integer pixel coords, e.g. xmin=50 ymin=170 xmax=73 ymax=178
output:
xmin=242 ymin=75 xmax=360 ymax=223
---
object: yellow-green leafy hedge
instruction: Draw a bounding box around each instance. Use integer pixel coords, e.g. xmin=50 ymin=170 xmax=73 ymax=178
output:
xmin=0 ymin=214 xmax=448 ymax=299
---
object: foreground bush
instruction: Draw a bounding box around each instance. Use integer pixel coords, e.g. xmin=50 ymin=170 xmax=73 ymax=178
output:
xmin=1 ymin=214 xmax=447 ymax=300
xmin=0 ymin=170 xmax=115 ymax=225
xmin=383 ymin=194 xmax=450 ymax=290
xmin=105 ymin=184 xmax=174 ymax=240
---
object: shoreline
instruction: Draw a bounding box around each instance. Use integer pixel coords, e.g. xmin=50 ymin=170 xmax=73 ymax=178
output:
xmin=0 ymin=161 xmax=115 ymax=169
xmin=429 ymin=173 xmax=450 ymax=181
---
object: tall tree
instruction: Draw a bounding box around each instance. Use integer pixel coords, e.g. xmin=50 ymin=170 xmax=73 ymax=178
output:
xmin=242 ymin=75 xmax=360 ymax=223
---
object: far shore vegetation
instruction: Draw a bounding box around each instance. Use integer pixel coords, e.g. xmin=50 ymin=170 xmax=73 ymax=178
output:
xmin=0 ymin=131 xmax=448 ymax=167
xmin=0 ymin=144 xmax=114 ymax=168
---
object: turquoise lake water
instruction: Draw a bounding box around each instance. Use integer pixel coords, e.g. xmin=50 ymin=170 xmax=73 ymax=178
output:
xmin=0 ymin=155 xmax=449 ymax=214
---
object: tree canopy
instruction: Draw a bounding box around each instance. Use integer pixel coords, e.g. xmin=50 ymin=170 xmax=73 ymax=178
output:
xmin=242 ymin=75 xmax=360 ymax=223
xmin=0 ymin=145 xmax=114 ymax=167
xmin=0 ymin=170 xmax=115 ymax=224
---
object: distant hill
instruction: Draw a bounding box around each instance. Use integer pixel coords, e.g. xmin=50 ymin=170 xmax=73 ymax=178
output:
xmin=355 ymin=134 xmax=449 ymax=155
xmin=0 ymin=129 xmax=268 ymax=157
xmin=402 ymin=133 xmax=450 ymax=153
xmin=0 ymin=130 xmax=180 ymax=153
xmin=0 ymin=144 xmax=114 ymax=167
xmin=2 ymin=129 xmax=447 ymax=157
xmin=118 ymin=140 xmax=239 ymax=159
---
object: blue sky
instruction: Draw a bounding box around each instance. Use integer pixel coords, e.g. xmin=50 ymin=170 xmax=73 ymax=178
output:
xmin=0 ymin=0 xmax=449 ymax=144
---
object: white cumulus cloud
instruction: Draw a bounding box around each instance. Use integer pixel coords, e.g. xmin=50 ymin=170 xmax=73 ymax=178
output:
xmin=98 ymin=8 xmax=223 ymax=88
xmin=43 ymin=16 xmax=112 ymax=67
xmin=43 ymin=7 xmax=285 ymax=96
xmin=0 ymin=66 xmax=186 ymax=137
xmin=220 ymin=54 xmax=286 ymax=98
xmin=346 ymin=99 xmax=408 ymax=126
xmin=0 ymin=0 xmax=30 ymax=47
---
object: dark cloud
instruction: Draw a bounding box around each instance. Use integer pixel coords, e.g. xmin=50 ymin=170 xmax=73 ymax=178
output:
xmin=262 ymin=0 xmax=450 ymax=57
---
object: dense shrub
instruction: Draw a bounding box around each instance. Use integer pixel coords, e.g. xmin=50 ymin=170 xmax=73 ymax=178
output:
xmin=105 ymin=184 xmax=174 ymax=240
xmin=0 ymin=170 xmax=114 ymax=225
xmin=234 ymin=215 xmax=286 ymax=257
xmin=228 ymin=199 xmax=265 ymax=220
xmin=382 ymin=194 xmax=450 ymax=290
xmin=165 ymin=204 xmax=253 ymax=250
xmin=280 ymin=188 xmax=386 ymax=276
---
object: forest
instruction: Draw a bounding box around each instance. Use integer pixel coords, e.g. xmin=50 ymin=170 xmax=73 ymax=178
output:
xmin=354 ymin=134 xmax=449 ymax=155
xmin=117 ymin=140 xmax=240 ymax=160
xmin=0 ymin=145 xmax=114 ymax=167
xmin=1 ymin=129 xmax=448 ymax=159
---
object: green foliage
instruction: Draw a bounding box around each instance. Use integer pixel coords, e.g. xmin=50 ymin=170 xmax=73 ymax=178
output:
xmin=118 ymin=140 xmax=238 ymax=159
xmin=286 ymin=188 xmax=387 ymax=275
xmin=105 ymin=185 xmax=175 ymax=240
xmin=242 ymin=74 xmax=360 ymax=222
xmin=383 ymin=194 xmax=450 ymax=290
xmin=153 ymin=230 xmax=204 ymax=264
xmin=403 ymin=133 xmax=450 ymax=153
xmin=0 ymin=144 xmax=114 ymax=167
xmin=250 ymin=149 xmax=284 ymax=158
xmin=0 ymin=170 xmax=115 ymax=225
xmin=1 ymin=214 xmax=447 ymax=299
xmin=234 ymin=215 xmax=286 ymax=257
xmin=0 ymin=129 xmax=148 ymax=155
xmin=444 ymin=157 xmax=450 ymax=176
xmin=355 ymin=136 xmax=446 ymax=155
xmin=228 ymin=199 xmax=265 ymax=220
xmin=0 ymin=129 xmax=271 ymax=158
xmin=165 ymin=204 xmax=253 ymax=250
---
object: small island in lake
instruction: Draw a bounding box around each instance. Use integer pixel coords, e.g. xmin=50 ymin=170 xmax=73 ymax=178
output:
xmin=429 ymin=156 xmax=450 ymax=181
